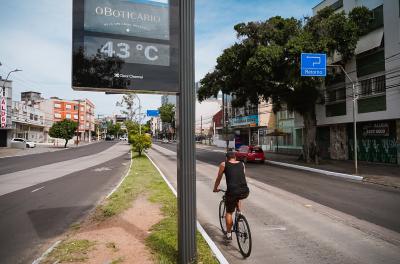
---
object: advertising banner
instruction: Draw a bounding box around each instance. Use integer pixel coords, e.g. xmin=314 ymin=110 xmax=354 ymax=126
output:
xmin=72 ymin=0 xmax=179 ymax=93
xmin=1 ymin=97 xmax=6 ymax=128
xmin=230 ymin=115 xmax=259 ymax=127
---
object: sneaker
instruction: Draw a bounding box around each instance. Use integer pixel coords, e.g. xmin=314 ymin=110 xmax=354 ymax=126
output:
xmin=224 ymin=232 xmax=232 ymax=241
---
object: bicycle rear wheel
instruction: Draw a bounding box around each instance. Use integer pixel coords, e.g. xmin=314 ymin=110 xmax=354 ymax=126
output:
xmin=219 ymin=200 xmax=227 ymax=234
xmin=235 ymin=214 xmax=252 ymax=258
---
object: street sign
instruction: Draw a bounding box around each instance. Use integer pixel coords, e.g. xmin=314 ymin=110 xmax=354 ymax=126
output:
xmin=72 ymin=0 xmax=179 ymax=93
xmin=301 ymin=53 xmax=326 ymax=77
xmin=146 ymin=110 xmax=159 ymax=117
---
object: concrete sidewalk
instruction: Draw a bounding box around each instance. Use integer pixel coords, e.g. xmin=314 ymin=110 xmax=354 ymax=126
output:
xmin=196 ymin=143 xmax=400 ymax=188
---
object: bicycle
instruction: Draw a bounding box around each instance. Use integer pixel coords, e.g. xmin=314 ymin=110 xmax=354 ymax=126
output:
xmin=218 ymin=189 xmax=252 ymax=258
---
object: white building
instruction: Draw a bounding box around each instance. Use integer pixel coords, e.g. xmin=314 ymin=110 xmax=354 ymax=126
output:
xmin=313 ymin=0 xmax=400 ymax=164
xmin=11 ymin=101 xmax=47 ymax=143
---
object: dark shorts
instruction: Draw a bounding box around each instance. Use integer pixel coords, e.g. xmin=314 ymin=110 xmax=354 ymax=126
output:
xmin=225 ymin=195 xmax=240 ymax=213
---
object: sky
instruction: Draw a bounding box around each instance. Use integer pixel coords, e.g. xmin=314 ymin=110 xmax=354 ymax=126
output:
xmin=0 ymin=0 xmax=320 ymax=118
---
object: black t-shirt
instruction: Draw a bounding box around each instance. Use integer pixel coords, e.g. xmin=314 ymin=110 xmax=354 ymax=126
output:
xmin=224 ymin=161 xmax=248 ymax=196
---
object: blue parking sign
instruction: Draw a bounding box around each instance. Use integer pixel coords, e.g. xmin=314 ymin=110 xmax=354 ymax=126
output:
xmin=301 ymin=53 xmax=326 ymax=77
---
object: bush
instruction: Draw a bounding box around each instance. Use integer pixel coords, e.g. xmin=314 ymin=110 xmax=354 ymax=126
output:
xmin=129 ymin=133 xmax=152 ymax=156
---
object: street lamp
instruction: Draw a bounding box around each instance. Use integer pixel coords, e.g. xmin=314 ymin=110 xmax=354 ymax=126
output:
xmin=327 ymin=64 xmax=359 ymax=174
xmin=1 ymin=69 xmax=22 ymax=96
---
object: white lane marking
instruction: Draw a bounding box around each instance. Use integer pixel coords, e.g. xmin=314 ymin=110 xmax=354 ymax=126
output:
xmin=146 ymin=153 xmax=229 ymax=264
xmin=31 ymin=240 xmax=61 ymax=264
xmin=106 ymin=151 xmax=133 ymax=199
xmin=93 ymin=167 xmax=112 ymax=172
xmin=265 ymin=226 xmax=287 ymax=231
xmin=31 ymin=186 xmax=45 ymax=193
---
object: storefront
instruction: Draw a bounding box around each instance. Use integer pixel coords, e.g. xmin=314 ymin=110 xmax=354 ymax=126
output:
xmin=348 ymin=120 xmax=398 ymax=164
xmin=230 ymin=115 xmax=258 ymax=149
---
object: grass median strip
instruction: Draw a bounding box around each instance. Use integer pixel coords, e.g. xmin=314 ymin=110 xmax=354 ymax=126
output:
xmin=41 ymin=151 xmax=218 ymax=263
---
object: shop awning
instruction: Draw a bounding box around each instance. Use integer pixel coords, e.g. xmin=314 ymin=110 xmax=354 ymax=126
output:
xmin=355 ymin=28 xmax=384 ymax=55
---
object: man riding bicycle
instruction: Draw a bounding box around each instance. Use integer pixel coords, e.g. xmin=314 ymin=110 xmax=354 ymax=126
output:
xmin=213 ymin=151 xmax=249 ymax=240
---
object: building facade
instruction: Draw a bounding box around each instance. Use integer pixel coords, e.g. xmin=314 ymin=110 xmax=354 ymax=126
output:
xmin=37 ymin=97 xmax=96 ymax=142
xmin=314 ymin=0 xmax=400 ymax=164
xmin=11 ymin=101 xmax=47 ymax=142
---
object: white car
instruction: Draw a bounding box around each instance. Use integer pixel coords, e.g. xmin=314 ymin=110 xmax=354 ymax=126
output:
xmin=162 ymin=138 xmax=169 ymax=144
xmin=11 ymin=138 xmax=36 ymax=148
xmin=119 ymin=136 xmax=128 ymax=141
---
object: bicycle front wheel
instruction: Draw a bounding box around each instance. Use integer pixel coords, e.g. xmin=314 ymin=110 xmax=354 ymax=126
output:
xmin=219 ymin=200 xmax=227 ymax=234
xmin=236 ymin=214 xmax=252 ymax=258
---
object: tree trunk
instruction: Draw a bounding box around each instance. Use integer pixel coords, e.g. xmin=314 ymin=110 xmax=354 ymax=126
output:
xmin=302 ymin=110 xmax=319 ymax=164
xmin=64 ymin=139 xmax=68 ymax=148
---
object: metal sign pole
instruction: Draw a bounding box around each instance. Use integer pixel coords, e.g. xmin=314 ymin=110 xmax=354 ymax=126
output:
xmin=177 ymin=0 xmax=196 ymax=263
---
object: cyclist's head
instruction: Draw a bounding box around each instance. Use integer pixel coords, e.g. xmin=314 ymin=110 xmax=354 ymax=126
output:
xmin=225 ymin=151 xmax=236 ymax=160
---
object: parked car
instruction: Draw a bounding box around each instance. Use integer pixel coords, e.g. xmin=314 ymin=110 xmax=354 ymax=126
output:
xmin=105 ymin=135 xmax=113 ymax=141
xmin=119 ymin=136 xmax=128 ymax=141
xmin=235 ymin=145 xmax=265 ymax=163
xmin=162 ymin=138 xmax=169 ymax=144
xmin=11 ymin=138 xmax=36 ymax=148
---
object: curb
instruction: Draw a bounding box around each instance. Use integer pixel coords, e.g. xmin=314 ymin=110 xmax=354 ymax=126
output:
xmin=146 ymin=153 xmax=229 ymax=264
xmin=106 ymin=150 xmax=133 ymax=198
xmin=265 ymin=160 xmax=364 ymax=181
xmin=31 ymin=148 xmax=132 ymax=264
xmin=31 ymin=240 xmax=61 ymax=264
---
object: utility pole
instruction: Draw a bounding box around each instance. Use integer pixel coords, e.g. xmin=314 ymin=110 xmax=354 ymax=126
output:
xmin=328 ymin=64 xmax=358 ymax=174
xmin=177 ymin=0 xmax=196 ymax=262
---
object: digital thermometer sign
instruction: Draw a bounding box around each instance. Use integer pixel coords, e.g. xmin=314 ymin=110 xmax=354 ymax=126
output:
xmin=72 ymin=0 xmax=179 ymax=93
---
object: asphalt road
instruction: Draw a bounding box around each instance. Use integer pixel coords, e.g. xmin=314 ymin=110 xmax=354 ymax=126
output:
xmin=0 ymin=141 xmax=130 ymax=264
xmin=149 ymin=143 xmax=400 ymax=264
xmin=0 ymin=141 xmax=119 ymax=175
xmin=158 ymin=142 xmax=400 ymax=233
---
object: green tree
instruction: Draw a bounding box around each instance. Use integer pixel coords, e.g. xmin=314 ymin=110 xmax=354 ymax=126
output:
xmin=49 ymin=119 xmax=78 ymax=148
xmin=129 ymin=133 xmax=152 ymax=156
xmin=198 ymin=7 xmax=372 ymax=163
xmin=158 ymin=103 xmax=176 ymax=139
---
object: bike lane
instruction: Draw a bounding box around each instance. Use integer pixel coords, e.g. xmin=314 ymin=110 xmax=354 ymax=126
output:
xmin=147 ymin=144 xmax=400 ymax=264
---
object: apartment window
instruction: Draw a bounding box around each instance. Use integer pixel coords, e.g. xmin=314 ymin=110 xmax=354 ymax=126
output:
xmin=66 ymin=114 xmax=71 ymax=119
xmin=74 ymin=105 xmax=79 ymax=110
xmin=288 ymin=111 xmax=294 ymax=119
xmin=74 ymin=114 xmax=79 ymax=120
xmin=54 ymin=103 xmax=61 ymax=108
xmin=360 ymin=79 xmax=372 ymax=96
xmin=370 ymin=5 xmax=384 ymax=31
xmin=54 ymin=113 xmax=61 ymax=118
xmin=356 ymin=50 xmax=385 ymax=77
xmin=81 ymin=107 xmax=85 ymax=112
xmin=359 ymin=75 xmax=386 ymax=97
xmin=66 ymin=104 xmax=72 ymax=109
xmin=330 ymin=0 xmax=343 ymax=11
xmin=80 ymin=116 xmax=84 ymax=121
xmin=30 ymin=113 xmax=34 ymax=120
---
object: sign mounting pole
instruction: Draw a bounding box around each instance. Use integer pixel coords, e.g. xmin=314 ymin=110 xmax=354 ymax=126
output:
xmin=177 ymin=0 xmax=196 ymax=263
